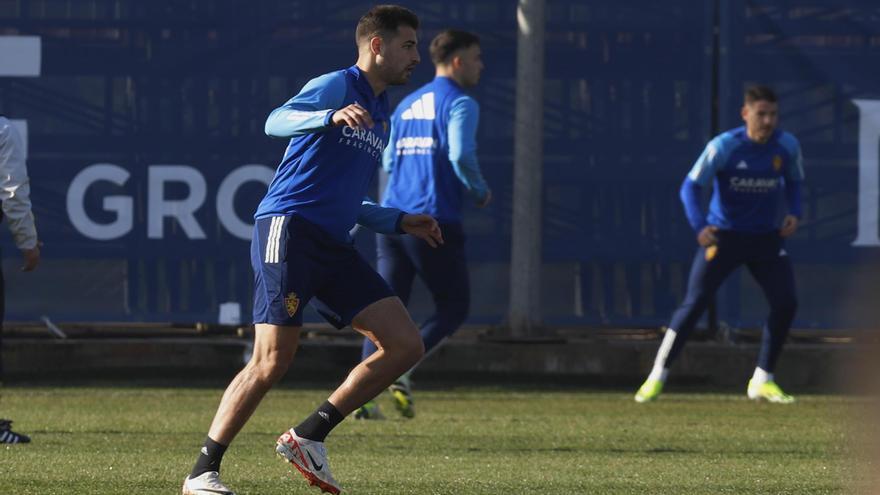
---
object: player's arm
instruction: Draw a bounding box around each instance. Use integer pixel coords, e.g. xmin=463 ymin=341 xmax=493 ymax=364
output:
xmin=448 ymin=96 xmax=491 ymax=207
xmin=357 ymin=198 xmax=404 ymax=235
xmin=680 ymin=178 xmax=707 ymax=232
xmin=682 ymin=138 xmax=723 ymax=246
xmin=781 ymin=137 xmax=805 ymax=237
xmin=0 ymin=122 xmax=40 ymax=271
xmin=358 ymin=198 xmax=443 ymax=247
xmin=264 ymin=72 xmax=348 ymax=138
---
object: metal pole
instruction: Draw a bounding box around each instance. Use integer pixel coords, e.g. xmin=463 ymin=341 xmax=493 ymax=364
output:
xmin=508 ymin=0 xmax=545 ymax=337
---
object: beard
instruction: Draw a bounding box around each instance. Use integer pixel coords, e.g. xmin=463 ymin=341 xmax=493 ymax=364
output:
xmin=383 ymin=64 xmax=414 ymax=86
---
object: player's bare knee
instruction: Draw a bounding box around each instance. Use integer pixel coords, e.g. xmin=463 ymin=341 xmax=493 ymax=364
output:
xmin=379 ymin=323 xmax=423 ymax=364
xmin=249 ymin=353 xmax=291 ymax=384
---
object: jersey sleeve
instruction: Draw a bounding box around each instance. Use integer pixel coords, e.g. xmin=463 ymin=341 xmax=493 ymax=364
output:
xmin=357 ymin=197 xmax=405 ymax=234
xmin=784 ymin=180 xmax=803 ymax=218
xmin=264 ymin=71 xmax=347 ymax=138
xmin=0 ymin=121 xmax=38 ymax=250
xmin=680 ymin=177 xmax=708 ymax=232
xmin=781 ymin=134 xmax=805 ymax=182
xmin=447 ymin=96 xmax=490 ymax=201
xmin=686 ymin=137 xmax=725 ymax=186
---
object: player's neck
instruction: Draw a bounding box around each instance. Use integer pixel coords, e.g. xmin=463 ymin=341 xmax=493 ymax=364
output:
xmin=745 ymin=127 xmax=771 ymax=144
xmin=355 ymin=59 xmax=386 ymax=96
xmin=435 ymin=67 xmax=462 ymax=86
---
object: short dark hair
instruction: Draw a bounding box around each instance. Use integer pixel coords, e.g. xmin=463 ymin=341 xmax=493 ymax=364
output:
xmin=744 ymin=85 xmax=777 ymax=105
xmin=355 ymin=5 xmax=419 ymax=46
xmin=430 ymin=29 xmax=480 ymax=65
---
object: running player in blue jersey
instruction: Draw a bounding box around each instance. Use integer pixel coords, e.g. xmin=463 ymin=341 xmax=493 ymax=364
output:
xmin=354 ymin=29 xmax=490 ymax=420
xmin=635 ymin=86 xmax=804 ymax=404
xmin=183 ymin=6 xmax=441 ymax=495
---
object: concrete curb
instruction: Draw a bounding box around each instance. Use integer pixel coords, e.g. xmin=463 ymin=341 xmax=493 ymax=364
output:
xmin=2 ymin=337 xmax=861 ymax=392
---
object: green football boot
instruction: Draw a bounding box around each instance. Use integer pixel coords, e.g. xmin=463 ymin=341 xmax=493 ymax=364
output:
xmin=747 ymin=380 xmax=795 ymax=404
xmin=389 ymin=376 xmax=415 ymax=418
xmin=353 ymin=400 xmax=385 ymax=420
xmin=634 ymin=378 xmax=664 ymax=403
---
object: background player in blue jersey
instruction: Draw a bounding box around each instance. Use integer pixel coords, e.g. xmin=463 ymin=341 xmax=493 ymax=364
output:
xmin=635 ymin=86 xmax=804 ymax=404
xmin=355 ymin=29 xmax=490 ymax=420
xmin=183 ymin=6 xmax=443 ymax=495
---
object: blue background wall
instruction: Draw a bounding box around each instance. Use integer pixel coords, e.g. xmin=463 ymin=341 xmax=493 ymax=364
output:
xmin=1 ymin=1 xmax=877 ymax=329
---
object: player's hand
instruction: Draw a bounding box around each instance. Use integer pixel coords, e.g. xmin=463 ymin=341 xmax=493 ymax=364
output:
xmin=697 ymin=225 xmax=719 ymax=247
xmin=476 ymin=189 xmax=492 ymax=208
xmin=21 ymin=242 xmax=41 ymax=272
xmin=401 ymin=214 xmax=444 ymax=248
xmin=331 ymin=102 xmax=374 ymax=129
xmin=780 ymin=214 xmax=799 ymax=238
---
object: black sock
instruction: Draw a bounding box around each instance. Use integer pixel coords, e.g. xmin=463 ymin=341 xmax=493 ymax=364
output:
xmin=293 ymin=401 xmax=344 ymax=442
xmin=191 ymin=436 xmax=228 ymax=478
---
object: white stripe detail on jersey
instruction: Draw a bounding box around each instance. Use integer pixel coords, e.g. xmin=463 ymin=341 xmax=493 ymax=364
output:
xmin=284 ymin=109 xmax=329 ymax=122
xmin=265 ymin=216 xmax=283 ymax=264
xmin=400 ymin=92 xmax=436 ymax=121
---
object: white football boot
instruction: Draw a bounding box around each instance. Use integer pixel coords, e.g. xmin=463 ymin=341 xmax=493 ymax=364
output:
xmin=276 ymin=428 xmax=341 ymax=494
xmin=182 ymin=471 xmax=235 ymax=495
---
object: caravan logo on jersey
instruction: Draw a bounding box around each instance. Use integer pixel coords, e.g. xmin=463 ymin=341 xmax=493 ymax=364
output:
xmin=339 ymin=125 xmax=386 ymax=161
xmin=395 ymin=136 xmax=437 ymax=156
xmin=729 ymin=176 xmax=780 ymax=193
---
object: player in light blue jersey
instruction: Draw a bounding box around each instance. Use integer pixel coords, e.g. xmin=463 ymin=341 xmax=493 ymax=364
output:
xmin=354 ymin=29 xmax=490 ymax=420
xmin=635 ymin=86 xmax=804 ymax=404
xmin=183 ymin=7 xmax=443 ymax=495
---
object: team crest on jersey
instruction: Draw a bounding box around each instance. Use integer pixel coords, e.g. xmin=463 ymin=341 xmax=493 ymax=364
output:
xmin=772 ymin=155 xmax=783 ymax=172
xmin=382 ymin=121 xmax=388 ymax=134
xmin=284 ymin=292 xmax=300 ymax=317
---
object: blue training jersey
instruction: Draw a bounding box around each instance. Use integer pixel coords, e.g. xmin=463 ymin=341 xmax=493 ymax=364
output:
xmin=382 ymin=77 xmax=489 ymax=223
xmin=257 ymin=65 xmax=403 ymax=242
xmin=684 ymin=126 xmax=805 ymax=233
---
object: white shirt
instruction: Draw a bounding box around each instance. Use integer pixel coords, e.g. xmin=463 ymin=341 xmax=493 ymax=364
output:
xmin=0 ymin=116 xmax=38 ymax=250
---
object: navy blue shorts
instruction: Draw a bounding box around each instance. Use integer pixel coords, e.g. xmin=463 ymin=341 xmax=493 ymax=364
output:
xmin=251 ymin=214 xmax=395 ymax=328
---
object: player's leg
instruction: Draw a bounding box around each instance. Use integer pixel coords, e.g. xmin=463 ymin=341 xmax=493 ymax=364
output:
xmin=745 ymin=244 xmax=797 ymax=403
xmin=0 ymin=258 xmax=4 ymax=396
xmin=186 ymin=215 xmax=305 ymax=495
xmin=0 ymin=264 xmax=28 ymax=445
xmin=184 ymin=325 xmax=300 ymax=494
xmin=384 ymin=223 xmax=469 ymax=417
xmin=636 ymin=240 xmax=740 ymax=402
xmin=206 ymin=325 xmax=300 ymax=442
xmin=277 ymin=298 xmax=421 ymax=494
xmin=405 ymin=223 xmax=470 ymax=353
xmin=357 ymin=234 xmax=416 ymax=419
xmin=331 ymin=297 xmax=424 ymax=414
xmin=277 ymin=252 xmax=422 ymax=494
xmin=360 ymin=234 xmax=416 ymax=361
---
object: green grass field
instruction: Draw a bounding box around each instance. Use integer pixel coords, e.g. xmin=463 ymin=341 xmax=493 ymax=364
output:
xmin=0 ymin=385 xmax=868 ymax=494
